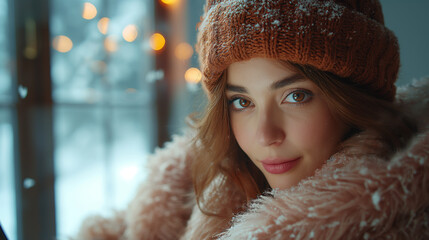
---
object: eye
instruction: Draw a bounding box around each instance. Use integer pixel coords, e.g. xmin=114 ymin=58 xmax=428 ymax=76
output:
xmin=229 ymin=97 xmax=253 ymax=111
xmin=282 ymin=90 xmax=312 ymax=104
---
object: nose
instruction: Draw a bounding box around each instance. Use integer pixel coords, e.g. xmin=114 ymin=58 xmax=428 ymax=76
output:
xmin=256 ymin=108 xmax=286 ymax=146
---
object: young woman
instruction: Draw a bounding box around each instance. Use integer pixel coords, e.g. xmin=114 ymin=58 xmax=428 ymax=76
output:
xmin=77 ymin=0 xmax=429 ymax=239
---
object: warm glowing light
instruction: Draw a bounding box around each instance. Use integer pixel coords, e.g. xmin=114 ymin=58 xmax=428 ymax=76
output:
xmin=82 ymin=2 xmax=97 ymax=20
xmin=122 ymin=24 xmax=138 ymax=42
xmin=150 ymin=33 xmax=165 ymax=51
xmin=97 ymin=17 xmax=110 ymax=34
xmin=161 ymin=0 xmax=178 ymax=5
xmin=185 ymin=68 xmax=202 ymax=84
xmin=175 ymin=42 xmax=193 ymax=60
xmin=104 ymin=36 xmax=118 ymax=52
xmin=52 ymin=35 xmax=73 ymax=53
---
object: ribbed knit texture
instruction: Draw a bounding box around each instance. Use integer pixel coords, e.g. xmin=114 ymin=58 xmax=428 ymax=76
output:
xmin=196 ymin=0 xmax=400 ymax=101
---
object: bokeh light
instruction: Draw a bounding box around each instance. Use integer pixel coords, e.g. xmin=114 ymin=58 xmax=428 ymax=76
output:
xmin=185 ymin=68 xmax=202 ymax=84
xmin=97 ymin=17 xmax=110 ymax=35
xmin=175 ymin=42 xmax=193 ymax=60
xmin=82 ymin=2 xmax=97 ymax=20
xmin=52 ymin=35 xmax=73 ymax=53
xmin=104 ymin=36 xmax=118 ymax=52
xmin=122 ymin=24 xmax=138 ymax=42
xmin=150 ymin=33 xmax=166 ymax=51
xmin=161 ymin=0 xmax=178 ymax=5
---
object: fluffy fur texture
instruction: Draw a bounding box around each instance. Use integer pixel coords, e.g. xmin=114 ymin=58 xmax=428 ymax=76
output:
xmin=76 ymin=78 xmax=429 ymax=239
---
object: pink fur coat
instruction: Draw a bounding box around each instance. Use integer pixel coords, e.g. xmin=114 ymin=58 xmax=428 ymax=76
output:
xmin=77 ymin=78 xmax=429 ymax=240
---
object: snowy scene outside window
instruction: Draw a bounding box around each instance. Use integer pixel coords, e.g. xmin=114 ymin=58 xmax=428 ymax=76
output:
xmin=50 ymin=0 xmax=156 ymax=237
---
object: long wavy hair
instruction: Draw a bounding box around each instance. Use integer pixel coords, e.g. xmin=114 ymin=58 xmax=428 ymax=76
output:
xmin=191 ymin=61 xmax=417 ymax=217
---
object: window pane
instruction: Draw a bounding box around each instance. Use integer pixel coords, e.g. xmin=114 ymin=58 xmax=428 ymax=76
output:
xmin=0 ymin=109 xmax=17 ymax=240
xmin=0 ymin=0 xmax=12 ymax=103
xmin=50 ymin=0 xmax=157 ymax=238
xmin=50 ymin=0 xmax=155 ymax=104
xmin=54 ymin=105 xmax=155 ymax=237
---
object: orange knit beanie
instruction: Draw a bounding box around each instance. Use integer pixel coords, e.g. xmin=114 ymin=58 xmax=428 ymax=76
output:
xmin=196 ymin=0 xmax=400 ymax=101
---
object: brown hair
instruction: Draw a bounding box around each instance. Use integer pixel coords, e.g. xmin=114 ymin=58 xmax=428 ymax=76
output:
xmin=191 ymin=61 xmax=417 ymax=217
xmin=191 ymin=72 xmax=268 ymax=217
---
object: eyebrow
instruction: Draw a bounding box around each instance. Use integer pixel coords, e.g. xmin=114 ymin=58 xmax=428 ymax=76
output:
xmin=226 ymin=73 xmax=306 ymax=93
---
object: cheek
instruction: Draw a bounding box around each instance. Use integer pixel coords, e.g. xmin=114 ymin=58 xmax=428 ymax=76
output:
xmin=291 ymin=107 xmax=344 ymax=155
xmin=230 ymin=115 xmax=253 ymax=153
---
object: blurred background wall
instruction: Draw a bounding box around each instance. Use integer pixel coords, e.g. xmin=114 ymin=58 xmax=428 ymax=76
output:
xmin=380 ymin=0 xmax=429 ymax=86
xmin=0 ymin=0 xmax=428 ymax=239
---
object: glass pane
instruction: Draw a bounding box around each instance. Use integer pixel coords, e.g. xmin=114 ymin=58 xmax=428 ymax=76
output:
xmin=54 ymin=106 xmax=106 ymax=237
xmin=50 ymin=0 xmax=155 ymax=104
xmin=0 ymin=109 xmax=17 ymax=240
xmin=54 ymin=105 xmax=155 ymax=238
xmin=0 ymin=0 xmax=12 ymax=103
xmin=50 ymin=0 xmax=157 ymax=237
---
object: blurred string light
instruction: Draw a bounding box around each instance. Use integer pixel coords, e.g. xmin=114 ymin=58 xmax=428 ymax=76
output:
xmin=104 ymin=36 xmax=118 ymax=52
xmin=175 ymin=42 xmax=193 ymax=60
xmin=52 ymin=35 xmax=73 ymax=53
xmin=185 ymin=68 xmax=202 ymax=84
xmin=97 ymin=17 xmax=110 ymax=35
xmin=122 ymin=24 xmax=138 ymax=42
xmin=24 ymin=19 xmax=37 ymax=59
xmin=160 ymin=0 xmax=178 ymax=5
xmin=82 ymin=2 xmax=97 ymax=20
xmin=150 ymin=33 xmax=165 ymax=51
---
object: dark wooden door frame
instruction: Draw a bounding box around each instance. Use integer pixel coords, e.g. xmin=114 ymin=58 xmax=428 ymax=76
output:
xmin=13 ymin=0 xmax=56 ymax=239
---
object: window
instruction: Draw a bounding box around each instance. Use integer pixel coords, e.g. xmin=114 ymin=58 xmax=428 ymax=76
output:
xmin=50 ymin=0 xmax=157 ymax=237
xmin=0 ymin=0 xmax=12 ymax=103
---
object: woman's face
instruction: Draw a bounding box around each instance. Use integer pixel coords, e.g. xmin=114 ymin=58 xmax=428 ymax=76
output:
xmin=226 ymin=58 xmax=349 ymax=190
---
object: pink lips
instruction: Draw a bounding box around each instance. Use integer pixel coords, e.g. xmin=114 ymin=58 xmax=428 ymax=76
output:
xmin=261 ymin=158 xmax=300 ymax=174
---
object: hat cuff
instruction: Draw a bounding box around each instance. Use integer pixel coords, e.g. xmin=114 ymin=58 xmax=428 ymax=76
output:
xmin=197 ymin=0 xmax=399 ymax=101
